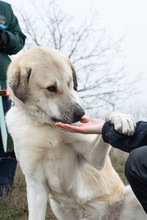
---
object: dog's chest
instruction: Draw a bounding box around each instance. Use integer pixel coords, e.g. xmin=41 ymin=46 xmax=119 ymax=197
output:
xmin=43 ymin=145 xmax=77 ymax=190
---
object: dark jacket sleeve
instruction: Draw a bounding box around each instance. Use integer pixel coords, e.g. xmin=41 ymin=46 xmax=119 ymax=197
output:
xmin=1 ymin=4 xmax=26 ymax=55
xmin=102 ymin=121 xmax=147 ymax=153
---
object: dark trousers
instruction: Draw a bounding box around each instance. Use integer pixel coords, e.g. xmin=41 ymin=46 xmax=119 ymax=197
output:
xmin=0 ymin=96 xmax=17 ymax=189
xmin=125 ymin=146 xmax=147 ymax=213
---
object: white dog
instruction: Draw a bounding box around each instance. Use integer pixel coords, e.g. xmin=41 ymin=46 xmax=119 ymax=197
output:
xmin=6 ymin=47 xmax=147 ymax=220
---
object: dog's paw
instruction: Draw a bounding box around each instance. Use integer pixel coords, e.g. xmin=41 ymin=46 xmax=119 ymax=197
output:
xmin=105 ymin=112 xmax=136 ymax=135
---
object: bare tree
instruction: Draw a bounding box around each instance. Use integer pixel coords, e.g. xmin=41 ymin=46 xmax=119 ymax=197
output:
xmin=17 ymin=0 xmax=139 ymax=117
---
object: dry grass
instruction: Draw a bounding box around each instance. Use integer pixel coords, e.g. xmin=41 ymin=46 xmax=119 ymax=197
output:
xmin=0 ymin=151 xmax=127 ymax=219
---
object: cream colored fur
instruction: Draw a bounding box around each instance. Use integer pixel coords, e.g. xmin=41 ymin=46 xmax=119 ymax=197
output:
xmin=6 ymin=47 xmax=147 ymax=220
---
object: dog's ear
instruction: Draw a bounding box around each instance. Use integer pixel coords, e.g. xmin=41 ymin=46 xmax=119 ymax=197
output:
xmin=70 ymin=64 xmax=78 ymax=91
xmin=8 ymin=66 xmax=32 ymax=103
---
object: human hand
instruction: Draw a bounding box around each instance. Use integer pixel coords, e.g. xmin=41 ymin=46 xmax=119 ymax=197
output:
xmin=55 ymin=117 xmax=105 ymax=134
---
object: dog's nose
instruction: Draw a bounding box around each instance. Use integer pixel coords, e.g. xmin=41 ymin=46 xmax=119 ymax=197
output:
xmin=73 ymin=107 xmax=85 ymax=122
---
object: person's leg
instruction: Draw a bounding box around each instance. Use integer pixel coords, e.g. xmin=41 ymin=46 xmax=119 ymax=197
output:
xmin=0 ymin=96 xmax=17 ymax=197
xmin=125 ymin=146 xmax=147 ymax=213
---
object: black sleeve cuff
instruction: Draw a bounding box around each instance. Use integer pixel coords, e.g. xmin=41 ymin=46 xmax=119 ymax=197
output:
xmin=102 ymin=121 xmax=112 ymax=143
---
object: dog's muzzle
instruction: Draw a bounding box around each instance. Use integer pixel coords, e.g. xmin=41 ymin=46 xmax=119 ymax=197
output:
xmin=52 ymin=106 xmax=85 ymax=124
xmin=73 ymin=107 xmax=85 ymax=123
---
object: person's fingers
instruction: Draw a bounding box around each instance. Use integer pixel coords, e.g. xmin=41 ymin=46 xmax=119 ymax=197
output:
xmin=62 ymin=125 xmax=80 ymax=133
xmin=55 ymin=122 xmax=85 ymax=133
xmin=55 ymin=122 xmax=63 ymax=126
xmin=55 ymin=122 xmax=76 ymax=129
xmin=80 ymin=117 xmax=90 ymax=123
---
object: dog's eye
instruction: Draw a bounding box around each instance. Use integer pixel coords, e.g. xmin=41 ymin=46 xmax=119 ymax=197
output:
xmin=47 ymin=85 xmax=57 ymax=93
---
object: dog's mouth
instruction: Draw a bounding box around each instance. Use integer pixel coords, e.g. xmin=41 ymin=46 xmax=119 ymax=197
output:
xmin=52 ymin=108 xmax=85 ymax=124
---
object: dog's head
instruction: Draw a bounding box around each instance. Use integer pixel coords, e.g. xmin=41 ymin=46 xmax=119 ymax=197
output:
xmin=7 ymin=47 xmax=85 ymax=125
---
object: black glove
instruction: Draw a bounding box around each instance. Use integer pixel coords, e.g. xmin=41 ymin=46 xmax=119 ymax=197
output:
xmin=0 ymin=29 xmax=9 ymax=49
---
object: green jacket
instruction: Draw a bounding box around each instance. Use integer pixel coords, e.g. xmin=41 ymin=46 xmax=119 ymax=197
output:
xmin=0 ymin=1 xmax=26 ymax=89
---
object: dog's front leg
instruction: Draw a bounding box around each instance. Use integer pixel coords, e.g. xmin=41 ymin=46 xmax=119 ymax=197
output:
xmin=73 ymin=133 xmax=111 ymax=170
xmin=26 ymin=177 xmax=49 ymax=220
xmin=89 ymin=135 xmax=111 ymax=170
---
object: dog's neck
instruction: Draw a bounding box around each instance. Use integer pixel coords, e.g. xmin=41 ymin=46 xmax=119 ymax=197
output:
xmin=13 ymin=101 xmax=53 ymax=127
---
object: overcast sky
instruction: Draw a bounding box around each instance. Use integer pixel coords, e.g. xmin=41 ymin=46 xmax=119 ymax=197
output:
xmin=6 ymin=0 xmax=147 ymax=73
xmin=5 ymin=0 xmax=147 ymax=115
